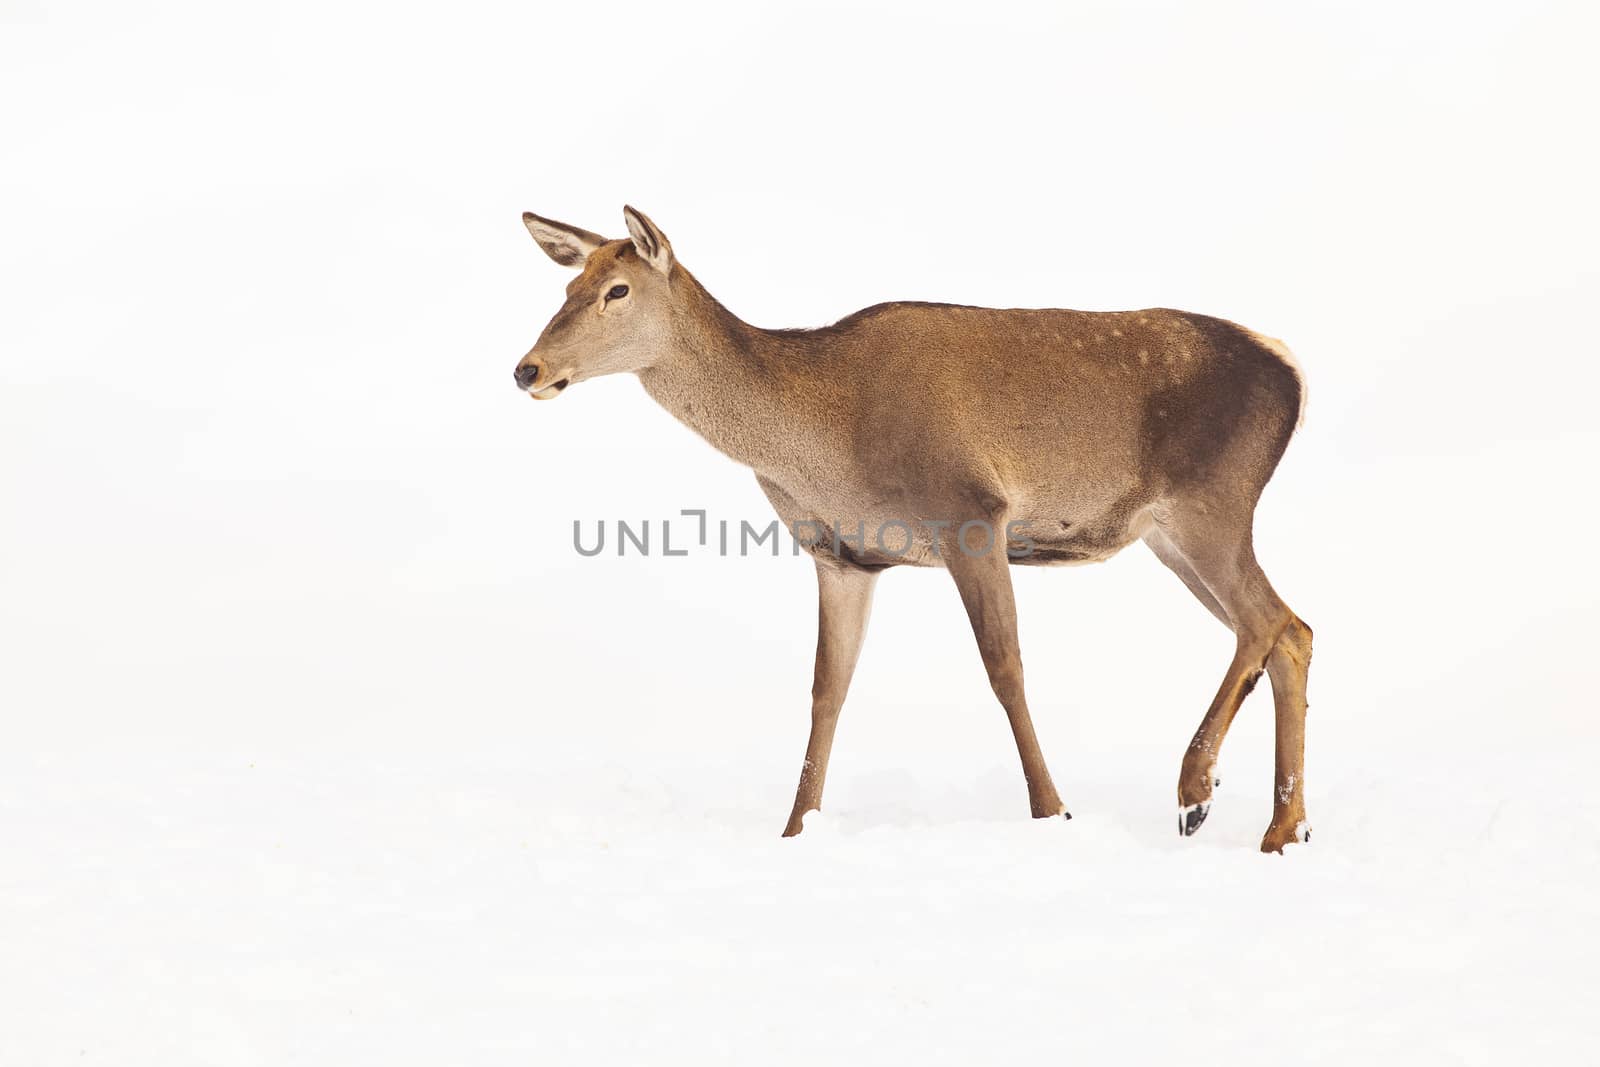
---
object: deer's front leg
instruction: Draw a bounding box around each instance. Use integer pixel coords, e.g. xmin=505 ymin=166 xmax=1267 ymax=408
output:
xmin=943 ymin=525 xmax=1068 ymax=821
xmin=782 ymin=561 xmax=879 ymax=837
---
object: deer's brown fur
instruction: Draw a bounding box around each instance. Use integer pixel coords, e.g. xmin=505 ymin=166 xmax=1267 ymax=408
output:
xmin=515 ymin=207 xmax=1313 ymax=852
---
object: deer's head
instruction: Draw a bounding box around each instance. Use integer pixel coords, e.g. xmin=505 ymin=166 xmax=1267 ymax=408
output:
xmin=514 ymin=206 xmax=676 ymax=400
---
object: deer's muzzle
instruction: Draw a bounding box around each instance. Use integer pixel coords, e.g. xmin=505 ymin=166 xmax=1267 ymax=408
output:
xmin=515 ymin=359 xmax=572 ymax=400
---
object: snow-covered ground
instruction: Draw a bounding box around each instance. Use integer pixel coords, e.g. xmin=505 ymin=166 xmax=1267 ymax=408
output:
xmin=4 ymin=741 xmax=1596 ymax=1063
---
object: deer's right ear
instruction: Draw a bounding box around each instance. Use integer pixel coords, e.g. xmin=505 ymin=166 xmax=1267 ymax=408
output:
xmin=522 ymin=212 xmax=608 ymax=269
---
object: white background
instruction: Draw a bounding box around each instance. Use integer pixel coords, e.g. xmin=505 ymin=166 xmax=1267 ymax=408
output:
xmin=4 ymin=1 xmax=1598 ymax=1062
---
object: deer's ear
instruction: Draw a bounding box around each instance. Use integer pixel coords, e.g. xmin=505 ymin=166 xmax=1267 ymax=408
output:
xmin=522 ymin=212 xmax=607 ymax=269
xmin=623 ymin=205 xmax=673 ymax=275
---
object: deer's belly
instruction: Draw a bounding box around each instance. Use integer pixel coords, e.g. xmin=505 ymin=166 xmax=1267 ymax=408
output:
xmin=771 ymin=502 xmax=1150 ymax=570
xmin=757 ymin=465 xmax=1156 ymax=571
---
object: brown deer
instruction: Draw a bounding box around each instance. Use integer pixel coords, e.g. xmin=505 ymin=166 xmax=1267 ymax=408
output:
xmin=514 ymin=206 xmax=1313 ymax=852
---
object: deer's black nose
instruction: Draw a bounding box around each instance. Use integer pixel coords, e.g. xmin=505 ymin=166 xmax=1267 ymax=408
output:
xmin=514 ymin=363 xmax=541 ymax=390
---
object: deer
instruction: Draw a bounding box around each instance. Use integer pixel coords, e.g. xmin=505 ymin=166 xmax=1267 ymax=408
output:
xmin=513 ymin=206 xmax=1313 ymax=853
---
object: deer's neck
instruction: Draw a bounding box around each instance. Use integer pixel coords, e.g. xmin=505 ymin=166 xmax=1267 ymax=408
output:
xmin=637 ymin=271 xmax=828 ymax=477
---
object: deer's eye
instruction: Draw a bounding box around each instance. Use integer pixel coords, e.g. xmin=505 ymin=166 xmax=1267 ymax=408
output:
xmin=605 ymin=284 xmax=629 ymax=302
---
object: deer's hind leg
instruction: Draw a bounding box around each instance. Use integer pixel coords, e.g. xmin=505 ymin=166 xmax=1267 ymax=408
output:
xmin=1147 ymin=509 xmax=1312 ymax=852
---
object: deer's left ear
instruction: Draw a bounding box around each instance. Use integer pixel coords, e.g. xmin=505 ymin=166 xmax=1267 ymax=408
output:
xmin=623 ymin=205 xmax=673 ymax=275
xmin=523 ymin=211 xmax=607 ymax=269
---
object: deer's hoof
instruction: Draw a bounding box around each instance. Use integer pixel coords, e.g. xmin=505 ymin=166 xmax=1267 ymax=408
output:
xmin=1260 ymin=820 xmax=1311 ymax=853
xmin=1030 ymin=797 xmax=1070 ymax=820
xmin=1178 ymin=800 xmax=1210 ymax=836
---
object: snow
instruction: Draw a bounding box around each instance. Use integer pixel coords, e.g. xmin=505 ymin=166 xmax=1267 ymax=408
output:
xmin=3 ymin=742 xmax=1596 ymax=1064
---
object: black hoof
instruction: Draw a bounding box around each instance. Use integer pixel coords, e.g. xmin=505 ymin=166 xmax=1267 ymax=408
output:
xmin=1179 ymin=801 xmax=1210 ymax=836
